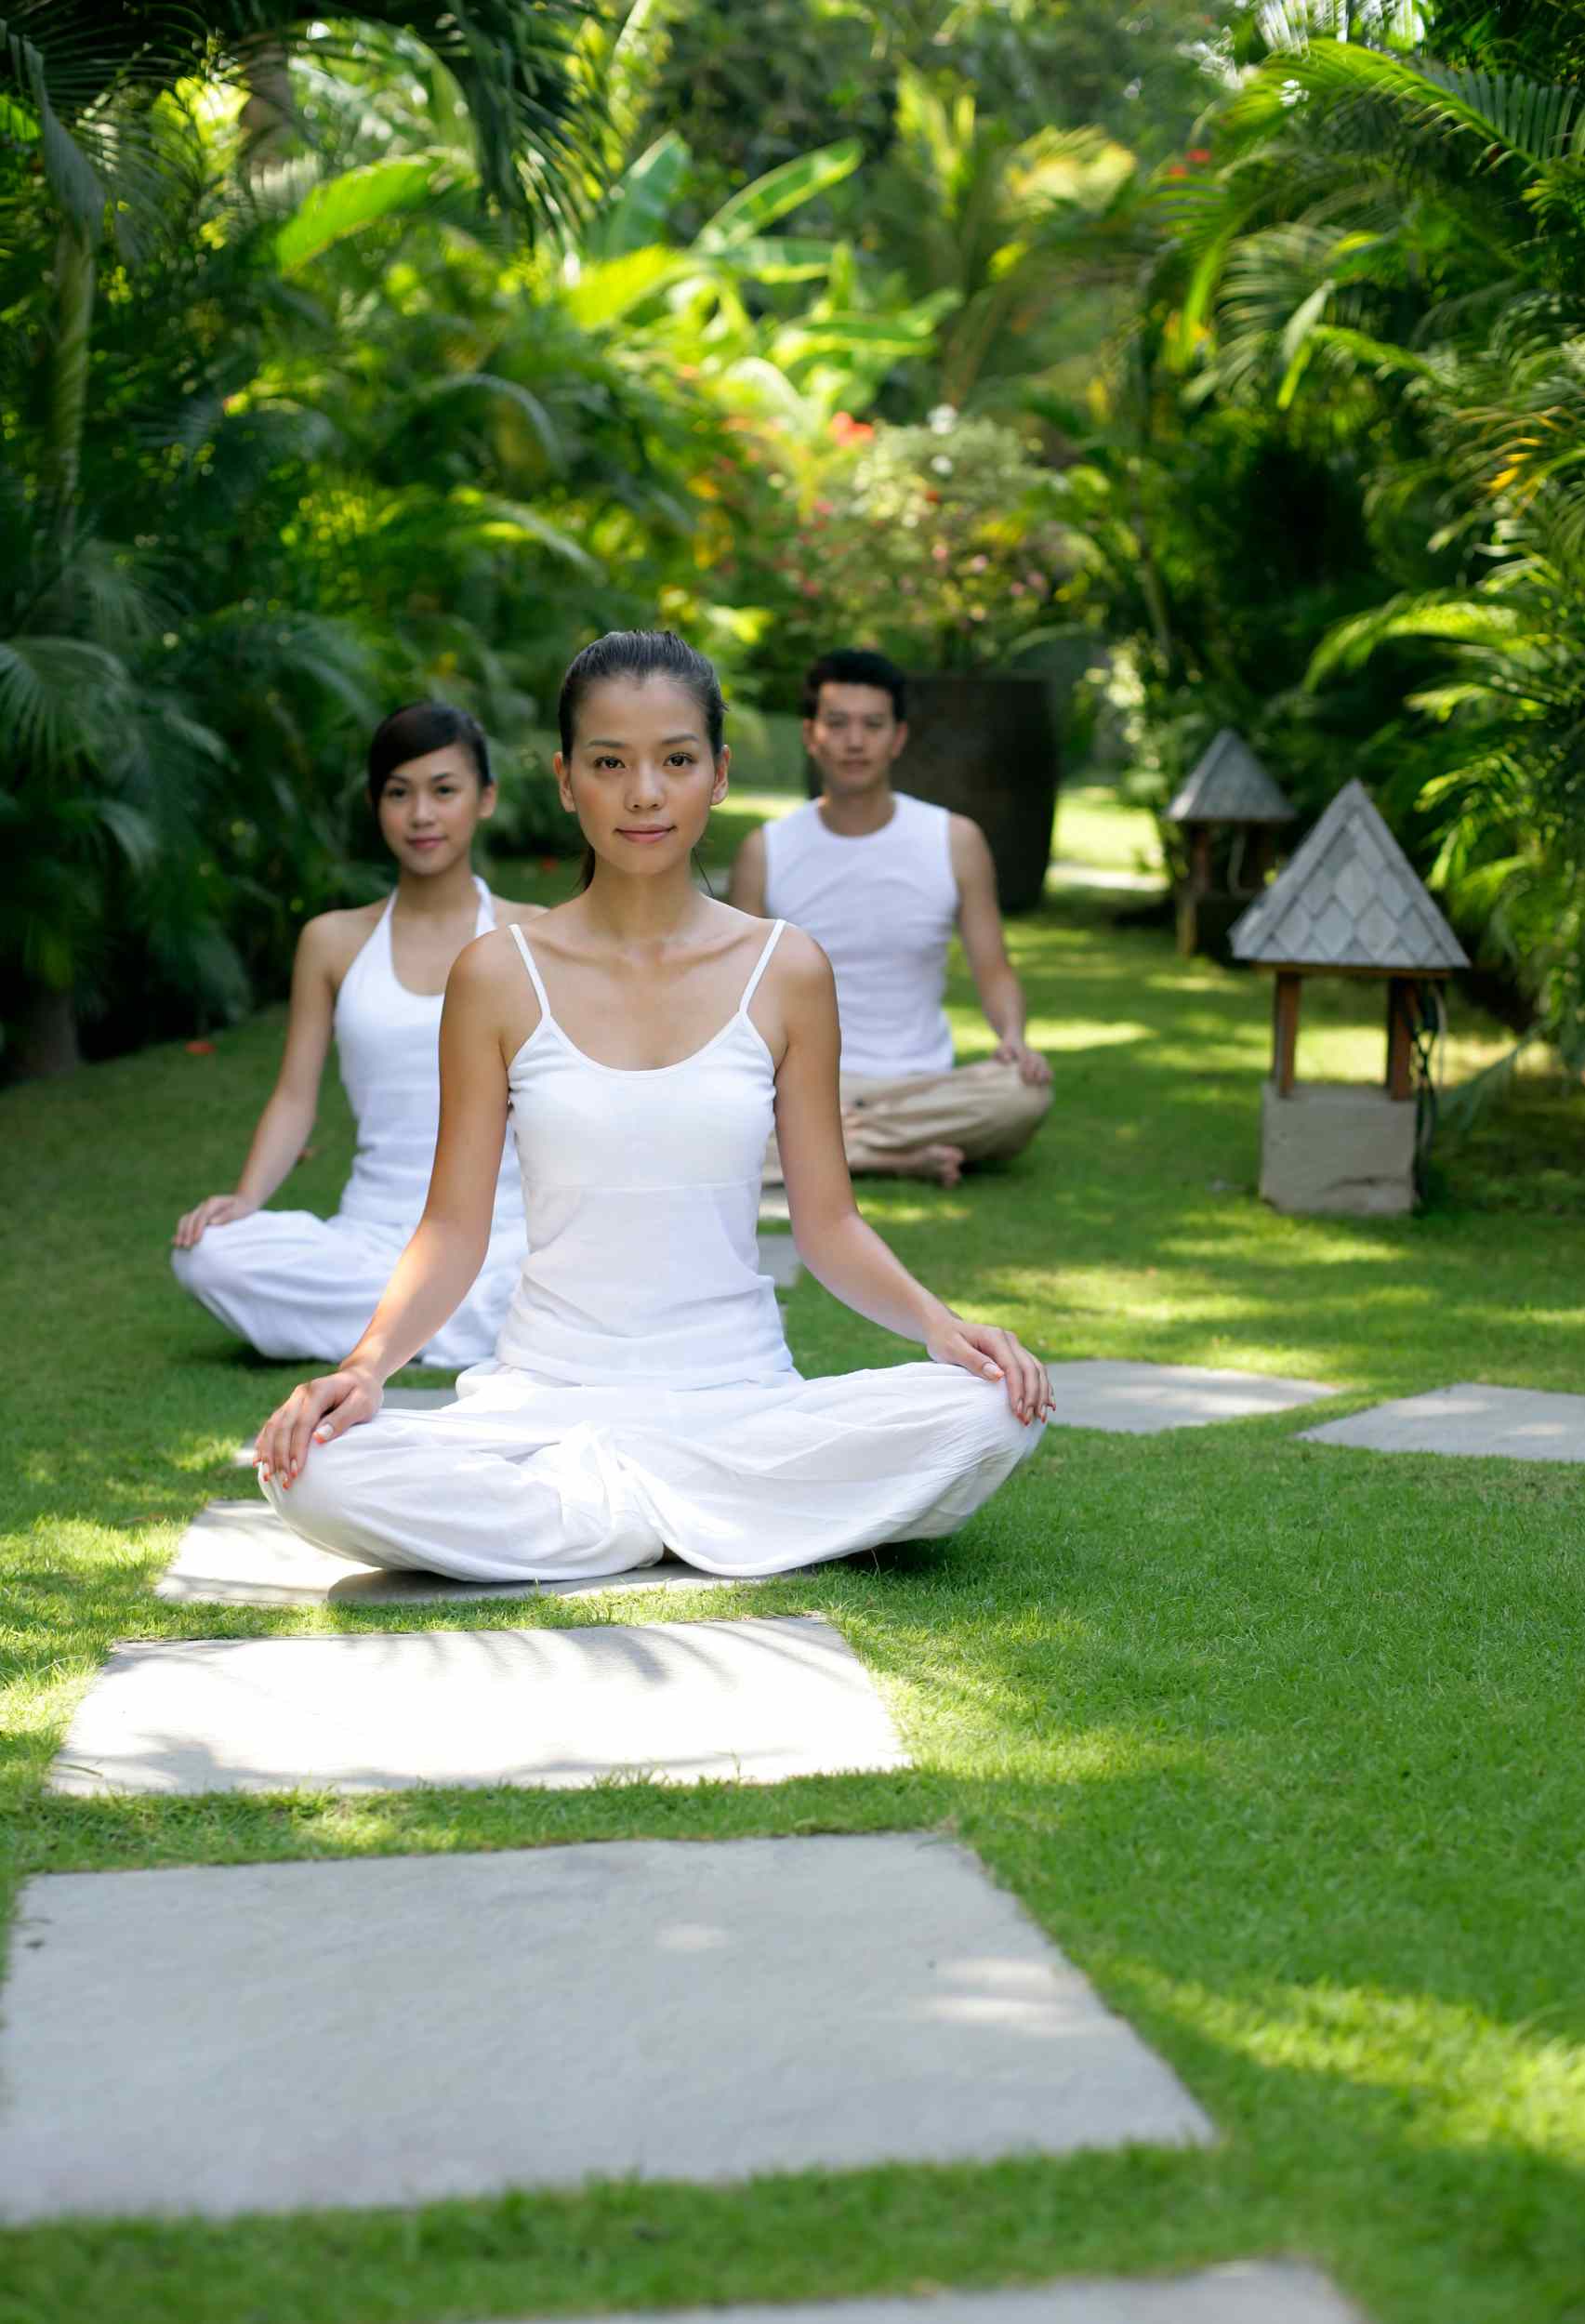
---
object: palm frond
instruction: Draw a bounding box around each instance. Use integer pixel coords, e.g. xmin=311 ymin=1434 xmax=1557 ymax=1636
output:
xmin=0 ymin=633 xmax=128 ymax=768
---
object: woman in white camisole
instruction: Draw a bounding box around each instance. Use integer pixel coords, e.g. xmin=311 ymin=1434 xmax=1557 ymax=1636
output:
xmin=255 ymin=634 xmax=1051 ymax=1582
xmin=171 ymin=703 xmax=539 ymax=1368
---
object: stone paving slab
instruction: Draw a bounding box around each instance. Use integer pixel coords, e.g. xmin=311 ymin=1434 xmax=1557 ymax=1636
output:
xmin=48 ymin=1615 xmax=904 ymax=1796
xmin=1300 ymin=1381 xmax=1585 ymax=1462
xmin=759 ymin=1235 xmax=802 ymax=1288
xmin=505 ymin=2268 xmax=1365 ymax=2324
xmin=1048 ymin=1360 xmax=1334 ymax=1434
xmin=0 ymin=1833 xmax=1212 ymax=2221
xmin=156 ymin=1499 xmax=784 ymax=1606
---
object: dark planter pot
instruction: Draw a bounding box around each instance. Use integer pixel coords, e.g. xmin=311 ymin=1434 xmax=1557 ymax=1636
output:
xmin=807 ymin=670 xmax=1059 ymax=913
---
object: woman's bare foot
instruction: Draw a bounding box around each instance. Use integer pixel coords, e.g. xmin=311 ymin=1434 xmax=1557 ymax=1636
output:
xmin=863 ymin=1141 xmax=965 ymax=1186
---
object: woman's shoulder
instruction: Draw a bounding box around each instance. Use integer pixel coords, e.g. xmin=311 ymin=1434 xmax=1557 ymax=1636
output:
xmin=298 ymin=900 xmax=383 ymax=976
xmin=760 ymin=912 xmax=827 ymax=965
xmin=753 ymin=914 xmax=832 ymax=998
xmin=451 ymin=920 xmax=532 ymax=987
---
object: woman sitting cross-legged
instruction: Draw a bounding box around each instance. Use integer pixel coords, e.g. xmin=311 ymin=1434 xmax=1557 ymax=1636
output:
xmin=255 ymin=629 xmax=1050 ymax=1584
xmin=172 ymin=701 xmax=540 ymax=1367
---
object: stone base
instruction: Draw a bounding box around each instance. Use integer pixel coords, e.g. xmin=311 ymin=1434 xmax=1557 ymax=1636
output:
xmin=1259 ymin=1080 xmax=1416 ymax=1216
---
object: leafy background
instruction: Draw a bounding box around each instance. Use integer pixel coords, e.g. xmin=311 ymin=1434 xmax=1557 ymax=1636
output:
xmin=3 ymin=0 xmax=1582 ymax=1092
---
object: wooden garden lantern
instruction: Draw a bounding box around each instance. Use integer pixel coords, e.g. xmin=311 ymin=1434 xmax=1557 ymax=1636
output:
xmin=1165 ymin=729 xmax=1296 ymax=959
xmin=1229 ymin=780 xmax=1468 ymax=1216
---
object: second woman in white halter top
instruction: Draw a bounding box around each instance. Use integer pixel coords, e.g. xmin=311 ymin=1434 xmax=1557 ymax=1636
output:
xmin=171 ymin=703 xmax=539 ymax=1367
xmin=257 ymin=634 xmax=1052 ymax=1582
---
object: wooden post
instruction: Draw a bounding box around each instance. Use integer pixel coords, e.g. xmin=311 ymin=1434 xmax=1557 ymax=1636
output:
xmin=1190 ymin=825 xmax=1213 ymax=896
xmin=1273 ymin=971 xmax=1301 ymax=1097
xmin=1386 ymin=977 xmax=1418 ymax=1101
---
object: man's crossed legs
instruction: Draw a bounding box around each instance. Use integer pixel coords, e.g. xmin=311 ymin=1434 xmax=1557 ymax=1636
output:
xmin=766 ymin=1057 xmax=1051 ymax=1189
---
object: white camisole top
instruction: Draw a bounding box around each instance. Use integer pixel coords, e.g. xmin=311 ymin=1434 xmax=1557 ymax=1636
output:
xmin=495 ymin=919 xmax=795 ymax=1390
xmin=762 ymin=794 xmax=958 ymax=1078
xmin=334 ymin=875 xmax=520 ymax=1237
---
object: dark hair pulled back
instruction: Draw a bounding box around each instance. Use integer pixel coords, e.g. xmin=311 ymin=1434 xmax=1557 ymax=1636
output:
xmin=366 ymin=700 xmax=491 ymax=802
xmin=558 ymin=629 xmax=726 ymax=891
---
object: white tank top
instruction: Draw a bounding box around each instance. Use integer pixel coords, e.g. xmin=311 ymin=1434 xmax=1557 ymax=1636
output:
xmin=334 ymin=876 xmax=521 ymax=1237
xmin=762 ymin=794 xmax=958 ymax=1077
xmin=495 ymin=919 xmax=795 ymax=1389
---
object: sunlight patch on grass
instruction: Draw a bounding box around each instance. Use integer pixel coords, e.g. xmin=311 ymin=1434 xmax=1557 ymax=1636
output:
xmin=1027 ymin=1019 xmax=1153 ymax=1052
xmin=1128 ymin=1966 xmax=1585 ymax=2167
xmin=1054 ymin=783 xmax=1164 ymax=873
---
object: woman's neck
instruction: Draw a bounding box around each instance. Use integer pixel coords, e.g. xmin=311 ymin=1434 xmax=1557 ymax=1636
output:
xmin=576 ymin=862 xmax=709 ymax=947
xmin=391 ymin=857 xmax=479 ymax=918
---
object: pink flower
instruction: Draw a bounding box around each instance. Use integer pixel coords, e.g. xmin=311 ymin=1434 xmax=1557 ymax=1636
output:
xmin=813 ymin=499 xmax=835 ymax=516
xmin=1010 ymin=582 xmax=1026 ymax=597
xmin=1024 ymin=571 xmax=1046 ymax=591
xmin=968 ymin=553 xmax=988 ymax=573
xmin=931 ymin=542 xmax=950 ymax=562
xmin=799 ymin=578 xmax=822 ymax=598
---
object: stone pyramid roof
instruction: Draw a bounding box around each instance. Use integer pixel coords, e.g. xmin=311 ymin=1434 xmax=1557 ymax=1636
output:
xmin=1230 ymin=779 xmax=1468 ymax=971
xmin=1166 ymin=730 xmax=1296 ymax=825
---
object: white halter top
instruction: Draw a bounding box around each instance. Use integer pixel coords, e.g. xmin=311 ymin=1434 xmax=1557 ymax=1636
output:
xmin=334 ymin=876 xmax=520 ymax=1236
xmin=495 ymin=919 xmax=795 ymax=1389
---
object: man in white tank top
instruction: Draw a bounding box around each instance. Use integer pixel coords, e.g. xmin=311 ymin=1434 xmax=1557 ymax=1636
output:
xmin=731 ymin=650 xmax=1050 ymax=1185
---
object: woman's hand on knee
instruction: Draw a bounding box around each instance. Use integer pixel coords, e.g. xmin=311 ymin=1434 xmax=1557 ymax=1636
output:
xmin=927 ymin=1317 xmax=1053 ymax=1427
xmin=256 ymin=1368 xmax=382 ymax=1487
xmin=173 ymin=1193 xmax=257 ymax=1249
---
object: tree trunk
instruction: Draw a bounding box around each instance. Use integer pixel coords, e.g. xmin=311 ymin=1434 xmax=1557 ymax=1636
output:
xmin=240 ymin=42 xmax=297 ymax=177
xmin=45 ymin=223 xmax=95 ymax=556
xmin=16 ymin=983 xmax=82 ymax=1079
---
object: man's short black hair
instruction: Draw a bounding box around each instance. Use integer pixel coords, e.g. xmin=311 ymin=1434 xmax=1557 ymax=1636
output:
xmin=801 ymin=649 xmax=906 ymax=723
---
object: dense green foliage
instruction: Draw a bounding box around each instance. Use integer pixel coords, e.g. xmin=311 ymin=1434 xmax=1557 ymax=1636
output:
xmin=3 ymin=0 xmax=1582 ymax=1072
xmin=1052 ymin=4 xmax=1585 ymax=1055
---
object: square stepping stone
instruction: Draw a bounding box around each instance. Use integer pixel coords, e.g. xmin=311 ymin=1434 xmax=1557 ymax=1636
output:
xmin=496 ymin=2268 xmax=1364 ymax=2324
xmin=759 ymin=1234 xmax=801 ymax=1289
xmin=47 ymin=1615 xmax=905 ymax=1796
xmin=156 ymin=1499 xmax=773 ymax=1606
xmin=1048 ymin=1360 xmax=1333 ymax=1434
xmin=1301 ymin=1381 xmax=1585 ymax=1462
xmin=0 ymin=1833 xmax=1212 ymax=2221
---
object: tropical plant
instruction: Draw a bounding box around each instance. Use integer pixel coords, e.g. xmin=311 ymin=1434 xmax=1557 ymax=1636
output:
xmin=0 ymin=0 xmax=597 ymax=1071
xmin=861 ymin=67 xmax=1139 ymax=418
xmin=1046 ymin=4 xmax=1585 ymax=1050
xmin=737 ymin=409 xmax=1073 ymax=682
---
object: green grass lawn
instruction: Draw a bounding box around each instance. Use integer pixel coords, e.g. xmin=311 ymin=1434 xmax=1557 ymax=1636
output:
xmin=1050 ymin=780 xmax=1166 ymax=875
xmin=2 ymin=871 xmax=1582 ymax=2324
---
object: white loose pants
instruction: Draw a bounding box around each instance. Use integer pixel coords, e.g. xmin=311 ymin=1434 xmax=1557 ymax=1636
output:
xmin=173 ymin=1208 xmax=521 ymax=1368
xmin=259 ymin=1362 xmax=1043 ymax=1580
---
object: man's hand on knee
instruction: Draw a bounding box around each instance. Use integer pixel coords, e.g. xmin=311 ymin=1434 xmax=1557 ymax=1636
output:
xmin=992 ymin=1037 xmax=1051 ymax=1088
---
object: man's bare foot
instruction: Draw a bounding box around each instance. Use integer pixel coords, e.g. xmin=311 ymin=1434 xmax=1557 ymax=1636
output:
xmin=865 ymin=1141 xmax=965 ymax=1186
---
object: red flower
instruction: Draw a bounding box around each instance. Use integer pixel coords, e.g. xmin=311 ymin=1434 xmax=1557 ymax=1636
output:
xmin=185 ymin=1039 xmax=215 ymax=1057
xmin=1188 ymin=147 xmax=1211 ymax=164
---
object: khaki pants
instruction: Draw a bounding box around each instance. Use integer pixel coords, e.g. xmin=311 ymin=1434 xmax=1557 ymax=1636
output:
xmin=764 ymin=1058 xmax=1051 ymax=1184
